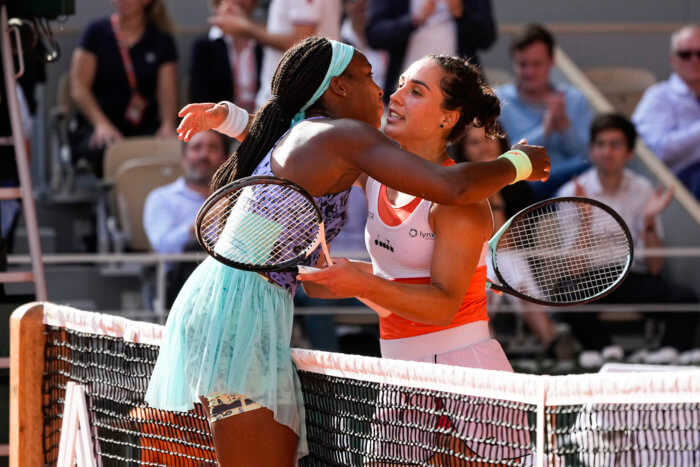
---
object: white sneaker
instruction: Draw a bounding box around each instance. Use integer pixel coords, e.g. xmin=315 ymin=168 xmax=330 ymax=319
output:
xmin=642 ymin=347 xmax=679 ymax=364
xmin=602 ymin=345 xmax=625 ymax=362
xmin=627 ymin=348 xmax=649 ymax=364
xmin=678 ymin=349 xmax=700 ymax=365
xmin=579 ymin=350 xmax=604 ymax=369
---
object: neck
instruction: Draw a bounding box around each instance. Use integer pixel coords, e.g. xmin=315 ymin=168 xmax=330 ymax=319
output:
xmin=597 ymin=169 xmax=623 ymax=194
xmin=118 ymin=11 xmax=146 ymax=37
xmin=400 ymin=139 xmax=448 ymax=165
xmin=517 ymin=83 xmax=551 ymax=101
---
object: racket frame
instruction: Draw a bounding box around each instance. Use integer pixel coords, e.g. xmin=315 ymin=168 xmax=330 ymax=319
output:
xmin=195 ymin=175 xmax=326 ymax=272
xmin=487 ymin=196 xmax=634 ymax=306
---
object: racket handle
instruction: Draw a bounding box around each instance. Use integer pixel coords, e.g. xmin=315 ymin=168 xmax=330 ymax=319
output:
xmin=296 ymin=265 xmax=322 ymax=274
xmin=486 ymin=280 xmax=504 ymax=296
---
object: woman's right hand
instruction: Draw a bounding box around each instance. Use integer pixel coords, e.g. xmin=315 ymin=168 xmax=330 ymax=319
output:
xmin=89 ymin=121 xmax=122 ymax=149
xmin=176 ymin=102 xmax=228 ymax=142
xmin=512 ymin=140 xmax=551 ymax=182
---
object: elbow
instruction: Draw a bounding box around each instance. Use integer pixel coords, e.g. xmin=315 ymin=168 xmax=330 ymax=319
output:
xmin=430 ymin=304 xmax=459 ymax=327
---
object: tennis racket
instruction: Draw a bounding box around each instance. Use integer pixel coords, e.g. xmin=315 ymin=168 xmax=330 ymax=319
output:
xmin=487 ymin=196 xmax=633 ymax=306
xmin=195 ymin=175 xmax=333 ymax=272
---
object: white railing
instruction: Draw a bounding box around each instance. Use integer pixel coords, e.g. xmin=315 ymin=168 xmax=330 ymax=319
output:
xmin=7 ymin=248 xmax=700 ymax=321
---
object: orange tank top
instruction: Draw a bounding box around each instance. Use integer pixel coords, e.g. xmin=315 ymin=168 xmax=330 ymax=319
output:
xmin=379 ymin=265 xmax=489 ymax=340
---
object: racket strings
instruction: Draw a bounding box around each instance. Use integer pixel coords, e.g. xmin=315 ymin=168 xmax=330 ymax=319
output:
xmin=199 ymin=184 xmax=322 ymax=267
xmin=495 ymin=201 xmax=631 ymax=304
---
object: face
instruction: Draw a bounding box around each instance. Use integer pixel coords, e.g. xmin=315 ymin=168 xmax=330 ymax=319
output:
xmin=337 ymin=52 xmax=385 ymax=129
xmin=385 ymin=58 xmax=453 ymax=143
xmin=589 ymin=128 xmax=633 ymax=176
xmin=671 ymin=27 xmax=700 ymax=87
xmin=112 ymin=0 xmax=150 ymax=16
xmin=214 ymin=0 xmax=255 ymax=16
xmin=513 ymin=41 xmax=554 ymax=94
xmin=182 ymin=131 xmax=229 ymax=185
xmin=460 ymin=126 xmax=502 ymax=163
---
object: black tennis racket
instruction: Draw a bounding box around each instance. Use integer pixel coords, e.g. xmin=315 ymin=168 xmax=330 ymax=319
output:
xmin=195 ymin=175 xmax=333 ymax=272
xmin=488 ymin=197 xmax=633 ymax=306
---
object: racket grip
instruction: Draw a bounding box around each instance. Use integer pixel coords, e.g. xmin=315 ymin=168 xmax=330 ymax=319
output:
xmin=296 ymin=265 xmax=322 ymax=274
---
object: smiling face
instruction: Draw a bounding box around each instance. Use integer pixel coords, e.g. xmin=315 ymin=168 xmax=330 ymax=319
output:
xmin=384 ymin=58 xmax=454 ymax=145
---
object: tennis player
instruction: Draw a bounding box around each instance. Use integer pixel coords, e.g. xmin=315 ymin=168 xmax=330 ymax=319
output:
xmin=147 ymin=38 xmax=548 ymax=466
xmin=298 ymin=55 xmax=530 ymax=464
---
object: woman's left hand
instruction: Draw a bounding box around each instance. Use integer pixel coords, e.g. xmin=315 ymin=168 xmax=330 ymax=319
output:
xmin=297 ymin=258 xmax=372 ymax=299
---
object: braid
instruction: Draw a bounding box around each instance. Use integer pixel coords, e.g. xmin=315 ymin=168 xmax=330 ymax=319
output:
xmin=429 ymin=55 xmax=502 ymax=143
xmin=211 ymin=37 xmax=333 ymax=190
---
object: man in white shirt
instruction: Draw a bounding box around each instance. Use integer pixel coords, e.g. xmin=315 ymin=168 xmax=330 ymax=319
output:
xmin=556 ymin=113 xmax=698 ymax=362
xmin=143 ymin=130 xmax=229 ymax=305
xmin=209 ymin=0 xmax=342 ymax=109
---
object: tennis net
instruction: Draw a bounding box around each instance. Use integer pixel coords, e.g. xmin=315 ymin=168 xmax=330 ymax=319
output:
xmin=14 ymin=302 xmax=700 ymax=466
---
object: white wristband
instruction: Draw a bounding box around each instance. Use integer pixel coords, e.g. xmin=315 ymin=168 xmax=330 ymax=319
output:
xmin=213 ymin=101 xmax=249 ymax=138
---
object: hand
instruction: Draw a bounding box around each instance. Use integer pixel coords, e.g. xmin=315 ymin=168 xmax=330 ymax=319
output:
xmin=89 ymin=121 xmax=122 ymax=149
xmin=511 ymin=140 xmax=551 ymax=182
xmin=297 ymin=257 xmax=370 ymax=298
xmin=573 ymin=176 xmax=587 ymax=197
xmin=209 ymin=12 xmax=252 ymax=36
xmin=412 ymin=0 xmax=436 ymax=26
xmin=544 ymin=93 xmax=570 ymax=133
xmin=444 ymin=0 xmax=463 ymax=18
xmin=643 ymin=185 xmax=674 ymax=225
xmin=177 ymin=102 xmax=228 ymax=142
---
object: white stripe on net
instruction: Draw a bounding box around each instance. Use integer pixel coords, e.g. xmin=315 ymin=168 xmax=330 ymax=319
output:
xmin=42 ymin=304 xmax=699 ymax=406
xmin=203 ymin=184 xmax=320 ymax=265
xmin=495 ymin=201 xmax=631 ymax=302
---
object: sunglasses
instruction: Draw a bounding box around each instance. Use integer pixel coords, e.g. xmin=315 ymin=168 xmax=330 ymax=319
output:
xmin=675 ymin=49 xmax=700 ymax=60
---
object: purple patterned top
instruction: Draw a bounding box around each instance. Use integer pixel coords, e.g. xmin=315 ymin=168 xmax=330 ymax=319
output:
xmin=251 ymin=137 xmax=350 ymax=296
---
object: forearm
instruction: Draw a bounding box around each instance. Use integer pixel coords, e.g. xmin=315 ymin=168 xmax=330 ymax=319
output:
xmin=655 ymin=120 xmax=700 ymax=170
xmin=360 ymin=275 xmax=458 ymax=326
xmin=242 ymin=22 xmax=300 ymax=52
xmin=642 ymin=223 xmax=664 ymax=275
xmin=73 ymin=85 xmax=111 ymax=128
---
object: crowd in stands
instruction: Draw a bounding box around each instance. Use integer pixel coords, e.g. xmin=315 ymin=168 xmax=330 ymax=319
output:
xmin=1 ymin=0 xmax=698 ymax=368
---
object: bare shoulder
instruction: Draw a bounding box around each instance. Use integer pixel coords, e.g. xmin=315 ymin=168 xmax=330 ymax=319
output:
xmin=431 ymin=200 xmax=493 ymax=237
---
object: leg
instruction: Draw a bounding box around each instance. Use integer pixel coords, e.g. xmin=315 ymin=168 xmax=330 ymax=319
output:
xmin=210 ymin=407 xmax=298 ymax=467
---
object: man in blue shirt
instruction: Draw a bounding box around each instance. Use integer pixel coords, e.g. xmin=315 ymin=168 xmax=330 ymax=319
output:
xmin=143 ymin=130 xmax=230 ymax=305
xmin=495 ymin=24 xmax=593 ymax=199
xmin=633 ymin=25 xmax=700 ymax=201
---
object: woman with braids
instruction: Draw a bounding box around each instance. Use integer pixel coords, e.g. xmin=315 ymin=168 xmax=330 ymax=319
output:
xmin=298 ymin=56 xmax=529 ymax=464
xmin=147 ymin=37 xmax=548 ymax=466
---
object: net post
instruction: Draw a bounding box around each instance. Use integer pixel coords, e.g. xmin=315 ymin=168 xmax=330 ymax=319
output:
xmin=10 ymin=302 xmax=46 ymax=467
xmin=535 ymin=378 xmax=546 ymax=467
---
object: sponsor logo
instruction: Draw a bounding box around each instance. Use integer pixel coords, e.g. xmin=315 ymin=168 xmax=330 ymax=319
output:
xmin=408 ymin=229 xmax=435 ymax=239
xmin=374 ymin=237 xmax=394 ymax=253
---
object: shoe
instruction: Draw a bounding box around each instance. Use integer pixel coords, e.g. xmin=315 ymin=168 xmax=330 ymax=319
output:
xmin=578 ymin=350 xmax=603 ymax=369
xmin=601 ymin=345 xmax=624 ymax=362
xmin=678 ymin=349 xmax=700 ymax=365
xmin=642 ymin=347 xmax=679 ymax=364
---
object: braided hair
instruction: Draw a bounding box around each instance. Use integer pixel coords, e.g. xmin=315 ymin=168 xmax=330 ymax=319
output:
xmin=211 ymin=37 xmax=336 ymax=190
xmin=429 ymin=55 xmax=502 ymax=143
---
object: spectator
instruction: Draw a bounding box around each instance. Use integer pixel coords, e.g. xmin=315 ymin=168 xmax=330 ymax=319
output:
xmin=632 ymin=25 xmax=700 ymax=201
xmin=209 ymin=0 xmax=342 ymax=109
xmin=69 ymin=0 xmax=178 ymax=176
xmin=340 ymin=0 xmax=388 ymax=97
xmin=496 ymin=24 xmax=594 ymax=200
xmin=556 ymin=113 xmax=699 ymax=364
xmin=143 ymin=130 xmax=230 ymax=306
xmin=366 ymin=0 xmax=496 ymax=101
xmin=189 ymin=0 xmax=262 ymax=111
xmin=454 ymin=126 xmax=566 ymax=359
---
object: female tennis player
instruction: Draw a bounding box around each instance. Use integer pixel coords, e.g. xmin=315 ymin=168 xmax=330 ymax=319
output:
xmin=298 ymin=55 xmax=528 ymax=464
xmin=146 ymin=38 xmax=549 ymax=466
